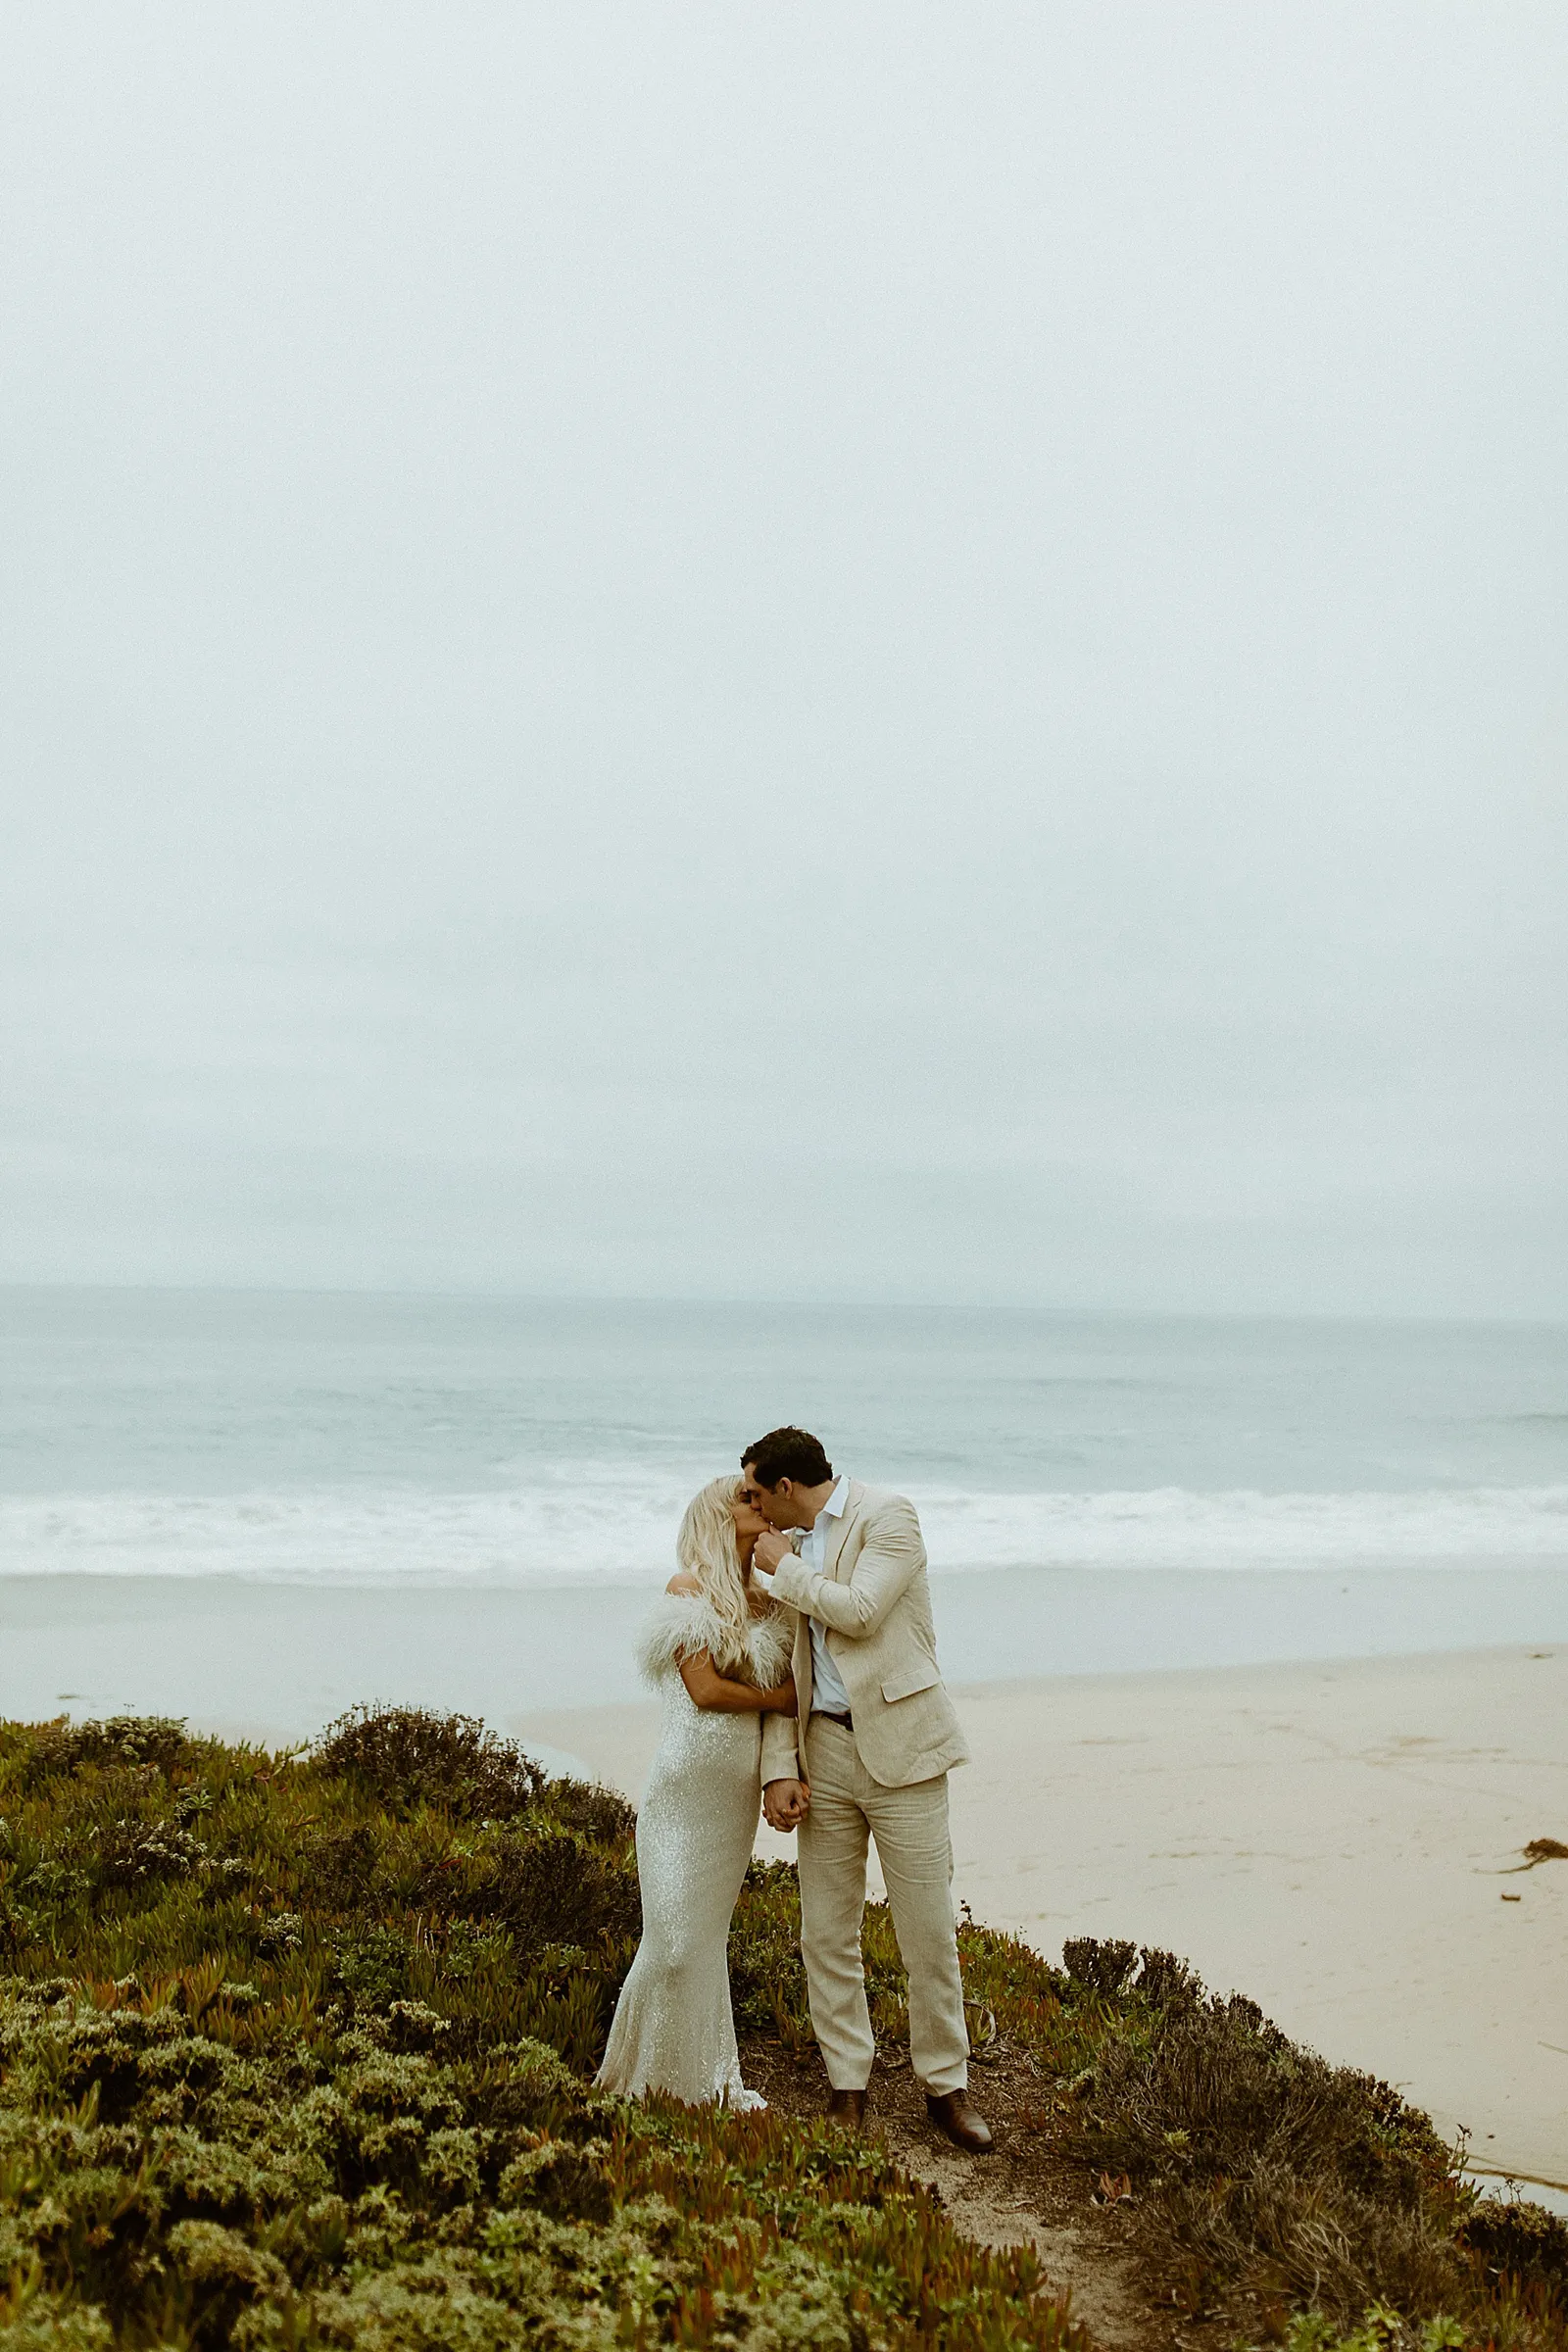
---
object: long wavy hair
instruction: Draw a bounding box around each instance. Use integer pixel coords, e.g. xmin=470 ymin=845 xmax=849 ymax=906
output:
xmin=674 ymin=1474 xmax=774 ymax=1668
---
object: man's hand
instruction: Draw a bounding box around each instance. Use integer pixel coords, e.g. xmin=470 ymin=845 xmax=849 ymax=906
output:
xmin=753 ymin=1529 xmax=793 ymax=1576
xmin=762 ymin=1776 xmax=810 ymax=1832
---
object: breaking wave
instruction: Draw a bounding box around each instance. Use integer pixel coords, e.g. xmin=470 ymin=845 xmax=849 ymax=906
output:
xmin=2 ymin=1476 xmax=1565 ymax=1585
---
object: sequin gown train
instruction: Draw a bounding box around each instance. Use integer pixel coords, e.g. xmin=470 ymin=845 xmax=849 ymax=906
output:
xmin=595 ymin=1592 xmax=793 ymax=2110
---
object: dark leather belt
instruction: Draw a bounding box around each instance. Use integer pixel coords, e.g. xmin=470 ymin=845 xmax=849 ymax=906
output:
xmin=812 ymin=1708 xmax=854 ymax=1733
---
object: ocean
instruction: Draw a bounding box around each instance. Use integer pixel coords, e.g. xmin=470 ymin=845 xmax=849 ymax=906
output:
xmin=2 ymin=1288 xmax=1566 ymax=1729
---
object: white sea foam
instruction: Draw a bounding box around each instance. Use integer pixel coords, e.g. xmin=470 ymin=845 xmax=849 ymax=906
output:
xmin=1 ymin=1477 xmax=1565 ymax=1585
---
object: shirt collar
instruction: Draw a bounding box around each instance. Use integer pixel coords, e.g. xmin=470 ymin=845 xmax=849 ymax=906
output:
xmin=821 ymin=1475 xmax=850 ymax=1520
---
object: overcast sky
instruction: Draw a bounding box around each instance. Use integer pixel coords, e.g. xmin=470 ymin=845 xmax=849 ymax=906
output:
xmin=2 ymin=5 xmax=1564 ymax=1315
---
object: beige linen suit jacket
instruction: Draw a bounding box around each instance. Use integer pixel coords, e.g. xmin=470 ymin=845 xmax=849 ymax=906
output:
xmin=759 ymin=1480 xmax=968 ymax=1790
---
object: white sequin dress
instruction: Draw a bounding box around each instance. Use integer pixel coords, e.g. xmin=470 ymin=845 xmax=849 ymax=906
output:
xmin=595 ymin=1592 xmax=793 ymax=2111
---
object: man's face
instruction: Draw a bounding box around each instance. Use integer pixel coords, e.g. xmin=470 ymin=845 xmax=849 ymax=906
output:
xmin=742 ymin=1463 xmax=793 ymax=1529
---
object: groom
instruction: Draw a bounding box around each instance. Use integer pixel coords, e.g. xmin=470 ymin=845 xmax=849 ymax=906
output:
xmin=743 ymin=1426 xmax=992 ymax=2154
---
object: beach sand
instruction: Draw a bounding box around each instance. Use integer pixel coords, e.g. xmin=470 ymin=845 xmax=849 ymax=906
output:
xmin=517 ymin=1644 xmax=1568 ymax=2197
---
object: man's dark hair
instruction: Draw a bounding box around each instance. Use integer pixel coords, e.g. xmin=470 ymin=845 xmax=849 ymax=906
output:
xmin=743 ymin=1426 xmax=834 ymax=1489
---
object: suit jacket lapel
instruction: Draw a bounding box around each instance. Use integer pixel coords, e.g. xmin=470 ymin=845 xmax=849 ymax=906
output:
xmin=822 ymin=1479 xmax=861 ymax=1585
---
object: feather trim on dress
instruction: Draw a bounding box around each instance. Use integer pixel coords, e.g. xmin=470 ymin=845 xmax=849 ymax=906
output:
xmin=636 ymin=1591 xmax=796 ymax=1688
xmin=743 ymin=1606 xmax=795 ymax=1690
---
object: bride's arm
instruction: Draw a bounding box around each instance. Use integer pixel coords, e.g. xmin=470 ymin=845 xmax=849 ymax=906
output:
xmin=679 ymin=1652 xmax=796 ymax=1714
xmin=659 ymin=1575 xmax=795 ymax=1712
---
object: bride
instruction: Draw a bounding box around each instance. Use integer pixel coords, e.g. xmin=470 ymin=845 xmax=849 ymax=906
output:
xmin=595 ymin=1475 xmax=798 ymax=2110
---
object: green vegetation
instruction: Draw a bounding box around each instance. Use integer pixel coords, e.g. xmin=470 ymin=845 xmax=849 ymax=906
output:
xmin=0 ymin=1710 xmax=1076 ymax=2349
xmin=0 ymin=1705 xmax=1563 ymax=2350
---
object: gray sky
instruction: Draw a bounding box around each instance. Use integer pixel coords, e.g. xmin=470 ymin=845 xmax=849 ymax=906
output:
xmin=3 ymin=4 xmax=1564 ymax=1315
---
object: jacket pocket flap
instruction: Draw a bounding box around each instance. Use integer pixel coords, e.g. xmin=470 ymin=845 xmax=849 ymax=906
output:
xmin=881 ymin=1662 xmax=940 ymax=1704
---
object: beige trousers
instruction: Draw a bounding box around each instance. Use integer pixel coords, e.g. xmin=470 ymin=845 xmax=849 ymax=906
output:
xmin=797 ymin=1715 xmax=969 ymax=2096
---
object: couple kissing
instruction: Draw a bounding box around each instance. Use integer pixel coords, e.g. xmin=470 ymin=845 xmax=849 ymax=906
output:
xmin=594 ymin=1425 xmax=991 ymax=2154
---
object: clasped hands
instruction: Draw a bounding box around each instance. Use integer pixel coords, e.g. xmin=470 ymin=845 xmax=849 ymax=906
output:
xmin=762 ymin=1775 xmax=810 ymax=1832
xmin=749 ymin=1527 xmax=794 ymax=1580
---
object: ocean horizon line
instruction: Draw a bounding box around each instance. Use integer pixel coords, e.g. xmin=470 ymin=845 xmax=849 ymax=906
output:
xmin=5 ymin=1280 xmax=1568 ymax=1334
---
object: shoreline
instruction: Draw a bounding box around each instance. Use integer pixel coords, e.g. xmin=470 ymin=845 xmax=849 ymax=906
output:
xmin=5 ymin=1562 xmax=1568 ymax=1739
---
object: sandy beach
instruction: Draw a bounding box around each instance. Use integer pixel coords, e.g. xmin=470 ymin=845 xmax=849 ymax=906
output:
xmin=519 ymin=1643 xmax=1568 ymax=2199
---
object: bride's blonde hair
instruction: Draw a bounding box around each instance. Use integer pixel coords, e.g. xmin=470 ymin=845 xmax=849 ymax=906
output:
xmin=675 ymin=1475 xmax=771 ymax=1667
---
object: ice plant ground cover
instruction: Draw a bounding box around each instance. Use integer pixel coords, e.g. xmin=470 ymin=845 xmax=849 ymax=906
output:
xmin=0 ymin=1706 xmax=1562 ymax=2351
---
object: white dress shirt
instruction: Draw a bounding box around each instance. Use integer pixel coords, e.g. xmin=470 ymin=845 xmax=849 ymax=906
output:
xmin=798 ymin=1475 xmax=853 ymax=1717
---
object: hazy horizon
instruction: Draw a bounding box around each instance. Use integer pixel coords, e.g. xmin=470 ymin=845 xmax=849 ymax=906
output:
xmin=4 ymin=6 xmax=1564 ymax=1319
xmin=6 ymin=1280 xmax=1568 ymax=1335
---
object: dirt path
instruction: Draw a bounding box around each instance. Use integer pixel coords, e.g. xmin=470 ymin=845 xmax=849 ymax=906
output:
xmin=740 ymin=2034 xmax=1245 ymax=2352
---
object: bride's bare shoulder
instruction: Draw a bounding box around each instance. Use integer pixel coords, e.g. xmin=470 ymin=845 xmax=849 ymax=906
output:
xmin=665 ymin=1572 xmax=702 ymax=1596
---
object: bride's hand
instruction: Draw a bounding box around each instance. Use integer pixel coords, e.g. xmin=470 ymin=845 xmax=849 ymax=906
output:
xmin=764 ymin=1675 xmax=797 ymax=1717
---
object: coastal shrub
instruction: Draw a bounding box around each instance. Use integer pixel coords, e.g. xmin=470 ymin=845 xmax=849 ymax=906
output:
xmin=1052 ymin=1938 xmax=1504 ymax=2327
xmin=729 ymin=1860 xmax=814 ymax=2047
xmin=1459 ymin=2197 xmax=1568 ymax=2296
xmin=314 ymin=1704 xmax=545 ymax=1821
xmin=0 ymin=1709 xmax=1079 ymax=2351
xmin=0 ymin=2287 xmax=115 ymax=2352
xmin=300 ymin=1820 xmax=383 ymax=1910
xmin=9 ymin=1714 xmax=199 ymax=1789
xmin=0 ymin=1974 xmax=1077 ymax=2349
xmin=547 ymin=1775 xmax=637 ymax=1843
xmin=94 ymin=1815 xmax=210 ymax=1891
xmin=1061 ymin=1935 xmax=1140 ymax=1998
xmin=483 ymin=1821 xmax=641 ymax=1961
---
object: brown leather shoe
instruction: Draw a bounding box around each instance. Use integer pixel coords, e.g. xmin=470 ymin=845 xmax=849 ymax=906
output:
xmin=925 ymin=2090 xmax=993 ymax=2153
xmin=827 ymin=2087 xmax=866 ymax=2130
